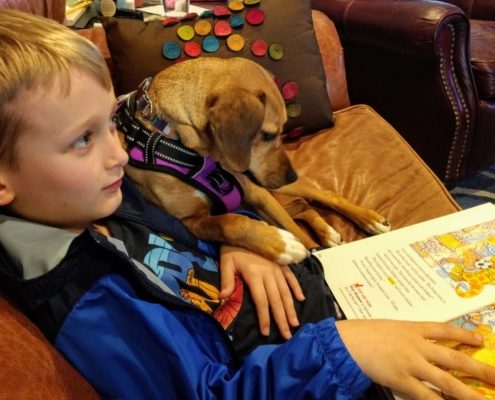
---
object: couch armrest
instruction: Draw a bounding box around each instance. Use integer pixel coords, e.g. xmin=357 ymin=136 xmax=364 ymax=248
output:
xmin=312 ymin=10 xmax=350 ymax=111
xmin=311 ymin=0 xmax=478 ymax=183
xmin=312 ymin=0 xmax=468 ymax=59
xmin=471 ymin=0 xmax=495 ymax=20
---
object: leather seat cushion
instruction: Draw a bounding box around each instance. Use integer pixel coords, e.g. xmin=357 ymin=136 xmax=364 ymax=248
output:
xmin=280 ymin=104 xmax=460 ymax=244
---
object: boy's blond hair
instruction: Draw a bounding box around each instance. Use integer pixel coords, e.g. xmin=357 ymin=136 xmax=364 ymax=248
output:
xmin=0 ymin=9 xmax=113 ymax=169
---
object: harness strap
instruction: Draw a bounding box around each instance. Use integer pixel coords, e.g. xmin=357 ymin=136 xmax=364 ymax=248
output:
xmin=115 ymin=84 xmax=244 ymax=215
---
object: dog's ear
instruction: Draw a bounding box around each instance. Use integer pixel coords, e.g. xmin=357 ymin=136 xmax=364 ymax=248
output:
xmin=206 ymin=87 xmax=265 ymax=172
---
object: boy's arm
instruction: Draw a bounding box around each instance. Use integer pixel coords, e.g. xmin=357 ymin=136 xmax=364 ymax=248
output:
xmin=54 ymin=274 xmax=370 ymax=400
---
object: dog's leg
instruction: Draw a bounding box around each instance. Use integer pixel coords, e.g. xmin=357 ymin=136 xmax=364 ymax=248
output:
xmin=240 ymin=180 xmax=341 ymax=249
xmin=278 ymin=195 xmax=342 ymax=247
xmin=273 ymin=178 xmax=391 ymax=235
xmin=182 ymin=214 xmax=309 ymax=264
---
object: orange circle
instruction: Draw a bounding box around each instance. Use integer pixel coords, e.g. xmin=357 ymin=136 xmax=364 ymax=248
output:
xmin=228 ymin=0 xmax=245 ymax=11
xmin=194 ymin=19 xmax=211 ymax=36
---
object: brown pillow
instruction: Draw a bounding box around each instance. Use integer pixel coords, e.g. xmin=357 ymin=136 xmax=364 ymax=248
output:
xmin=103 ymin=0 xmax=333 ymax=138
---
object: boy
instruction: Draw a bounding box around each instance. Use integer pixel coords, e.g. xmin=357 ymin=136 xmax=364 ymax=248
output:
xmin=0 ymin=9 xmax=494 ymax=399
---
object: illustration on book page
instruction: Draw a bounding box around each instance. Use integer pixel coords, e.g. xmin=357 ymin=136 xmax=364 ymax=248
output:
xmin=410 ymin=219 xmax=495 ymax=299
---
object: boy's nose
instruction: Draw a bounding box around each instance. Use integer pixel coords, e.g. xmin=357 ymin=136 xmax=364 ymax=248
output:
xmin=108 ymin=131 xmax=129 ymax=168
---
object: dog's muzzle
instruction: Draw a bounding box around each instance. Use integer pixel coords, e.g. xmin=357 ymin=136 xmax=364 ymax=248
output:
xmin=245 ymin=168 xmax=298 ymax=189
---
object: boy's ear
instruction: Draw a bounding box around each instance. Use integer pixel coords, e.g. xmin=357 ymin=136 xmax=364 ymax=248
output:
xmin=0 ymin=173 xmax=15 ymax=206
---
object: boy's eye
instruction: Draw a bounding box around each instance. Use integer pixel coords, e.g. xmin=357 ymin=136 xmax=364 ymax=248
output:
xmin=109 ymin=114 xmax=119 ymax=132
xmin=73 ymin=131 xmax=93 ymax=149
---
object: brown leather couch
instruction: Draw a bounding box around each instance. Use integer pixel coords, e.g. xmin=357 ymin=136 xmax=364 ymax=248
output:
xmin=312 ymin=0 xmax=495 ymax=185
xmin=0 ymin=0 xmax=460 ymax=397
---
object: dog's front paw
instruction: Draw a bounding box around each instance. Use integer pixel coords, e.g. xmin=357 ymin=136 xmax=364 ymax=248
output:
xmin=363 ymin=218 xmax=391 ymax=235
xmin=276 ymin=229 xmax=309 ymax=264
xmin=320 ymin=225 xmax=342 ymax=247
xmin=353 ymin=209 xmax=391 ymax=235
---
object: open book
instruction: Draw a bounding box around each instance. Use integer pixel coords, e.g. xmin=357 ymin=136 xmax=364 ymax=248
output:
xmin=314 ymin=202 xmax=495 ymax=398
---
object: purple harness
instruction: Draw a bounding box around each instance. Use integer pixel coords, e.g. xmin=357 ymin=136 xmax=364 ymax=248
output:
xmin=115 ymin=79 xmax=244 ymax=214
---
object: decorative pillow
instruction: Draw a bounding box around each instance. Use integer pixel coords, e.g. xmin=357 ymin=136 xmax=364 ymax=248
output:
xmin=103 ymin=0 xmax=333 ymax=138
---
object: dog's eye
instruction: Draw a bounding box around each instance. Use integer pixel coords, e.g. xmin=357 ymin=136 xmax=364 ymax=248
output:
xmin=261 ymin=131 xmax=277 ymax=142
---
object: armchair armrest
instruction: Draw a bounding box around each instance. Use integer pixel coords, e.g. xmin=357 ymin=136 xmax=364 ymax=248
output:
xmin=311 ymin=0 xmax=478 ymax=183
xmin=313 ymin=0 xmax=468 ymax=58
xmin=471 ymin=0 xmax=495 ymax=20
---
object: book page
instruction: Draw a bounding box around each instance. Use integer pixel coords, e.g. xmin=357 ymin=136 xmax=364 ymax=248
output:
xmin=314 ymin=203 xmax=495 ymax=322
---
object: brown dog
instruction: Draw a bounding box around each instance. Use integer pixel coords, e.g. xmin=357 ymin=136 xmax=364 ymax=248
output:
xmin=115 ymin=57 xmax=390 ymax=264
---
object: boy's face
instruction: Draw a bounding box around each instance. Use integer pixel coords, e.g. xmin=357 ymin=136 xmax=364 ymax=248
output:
xmin=1 ymin=69 xmax=129 ymax=232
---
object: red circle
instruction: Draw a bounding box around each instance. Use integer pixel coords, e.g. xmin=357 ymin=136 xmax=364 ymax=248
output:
xmin=282 ymin=81 xmax=299 ymax=100
xmin=251 ymin=39 xmax=267 ymax=56
xmin=162 ymin=17 xmax=180 ymax=27
xmin=184 ymin=42 xmax=202 ymax=58
xmin=214 ymin=20 xmax=232 ymax=37
xmin=246 ymin=8 xmax=265 ymax=26
xmin=286 ymin=126 xmax=305 ymax=138
xmin=213 ymin=5 xmax=231 ymax=17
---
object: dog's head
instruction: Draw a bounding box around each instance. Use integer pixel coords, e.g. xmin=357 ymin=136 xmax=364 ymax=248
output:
xmin=204 ymin=80 xmax=296 ymax=189
xmin=148 ymin=57 xmax=298 ymax=190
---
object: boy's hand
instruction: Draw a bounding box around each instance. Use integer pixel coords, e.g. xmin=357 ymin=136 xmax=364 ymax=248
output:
xmin=219 ymin=245 xmax=305 ymax=339
xmin=336 ymin=319 xmax=495 ymax=399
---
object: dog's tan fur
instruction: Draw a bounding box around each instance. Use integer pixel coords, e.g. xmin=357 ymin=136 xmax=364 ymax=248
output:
xmin=123 ymin=57 xmax=390 ymax=264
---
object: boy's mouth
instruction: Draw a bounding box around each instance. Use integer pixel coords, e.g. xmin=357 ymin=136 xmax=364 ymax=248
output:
xmin=104 ymin=178 xmax=123 ymax=192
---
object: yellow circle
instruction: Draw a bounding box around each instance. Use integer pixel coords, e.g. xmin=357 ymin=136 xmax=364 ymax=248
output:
xmin=228 ymin=0 xmax=245 ymax=11
xmin=194 ymin=20 xmax=211 ymax=36
xmin=177 ymin=25 xmax=195 ymax=41
xmin=227 ymin=34 xmax=245 ymax=52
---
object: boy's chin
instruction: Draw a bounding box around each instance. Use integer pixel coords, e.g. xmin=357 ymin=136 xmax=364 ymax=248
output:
xmin=100 ymin=193 xmax=123 ymax=219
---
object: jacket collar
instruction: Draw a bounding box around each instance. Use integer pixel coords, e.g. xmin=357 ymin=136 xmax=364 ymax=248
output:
xmin=0 ymin=214 xmax=78 ymax=280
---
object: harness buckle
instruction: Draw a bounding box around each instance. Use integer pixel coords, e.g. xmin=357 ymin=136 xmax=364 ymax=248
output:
xmin=136 ymin=77 xmax=154 ymax=119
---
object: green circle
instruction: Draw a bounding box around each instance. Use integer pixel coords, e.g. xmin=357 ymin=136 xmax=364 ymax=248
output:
xmin=286 ymin=102 xmax=302 ymax=118
xmin=268 ymin=43 xmax=284 ymax=60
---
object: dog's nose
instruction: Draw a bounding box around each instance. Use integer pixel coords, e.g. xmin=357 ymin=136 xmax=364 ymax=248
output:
xmin=286 ymin=169 xmax=298 ymax=184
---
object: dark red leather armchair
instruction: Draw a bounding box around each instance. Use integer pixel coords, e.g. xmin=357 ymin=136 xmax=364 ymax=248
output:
xmin=312 ymin=0 xmax=495 ymax=185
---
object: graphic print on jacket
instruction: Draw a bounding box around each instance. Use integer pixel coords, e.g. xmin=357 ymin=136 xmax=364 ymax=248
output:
xmin=108 ymin=217 xmax=244 ymax=331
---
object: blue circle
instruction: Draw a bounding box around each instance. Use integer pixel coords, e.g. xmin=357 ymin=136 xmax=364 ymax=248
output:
xmin=230 ymin=15 xmax=244 ymax=29
xmin=202 ymin=36 xmax=220 ymax=53
xmin=162 ymin=41 xmax=181 ymax=60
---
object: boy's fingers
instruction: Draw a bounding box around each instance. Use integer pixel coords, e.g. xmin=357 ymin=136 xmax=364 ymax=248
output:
xmin=218 ymin=259 xmax=235 ymax=298
xmin=248 ymin=281 xmax=270 ymax=336
xmin=394 ymin=376 xmax=444 ymax=400
xmin=275 ymin=267 xmax=299 ymax=328
xmin=264 ymin=276 xmax=292 ymax=339
xmin=280 ymin=266 xmax=305 ymax=301
xmin=413 ymin=361 xmax=486 ymax=400
xmin=418 ymin=321 xmax=483 ymax=346
xmin=425 ymin=342 xmax=495 ymax=388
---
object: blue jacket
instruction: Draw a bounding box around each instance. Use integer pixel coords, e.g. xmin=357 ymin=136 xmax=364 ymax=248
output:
xmin=0 ymin=178 xmax=371 ymax=399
